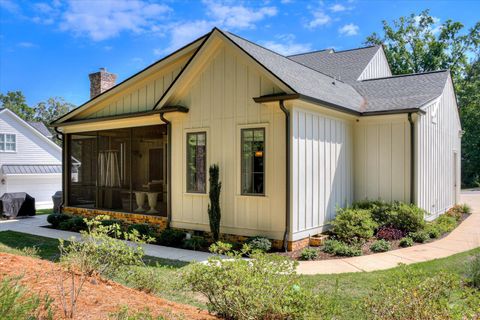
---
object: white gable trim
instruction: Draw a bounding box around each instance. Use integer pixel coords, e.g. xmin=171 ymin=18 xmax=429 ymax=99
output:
xmin=357 ymin=46 xmax=392 ymax=81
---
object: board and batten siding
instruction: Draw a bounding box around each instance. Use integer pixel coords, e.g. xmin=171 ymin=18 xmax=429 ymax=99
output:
xmin=291 ymin=106 xmax=354 ymax=241
xmin=169 ymin=44 xmax=287 ymax=240
xmin=353 ymin=115 xmax=411 ymax=203
xmin=416 ymin=75 xmax=461 ymax=218
xmin=358 ymin=49 xmax=392 ymax=81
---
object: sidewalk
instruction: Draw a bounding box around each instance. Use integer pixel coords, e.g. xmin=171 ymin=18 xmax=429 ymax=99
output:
xmin=297 ymin=192 xmax=480 ymax=275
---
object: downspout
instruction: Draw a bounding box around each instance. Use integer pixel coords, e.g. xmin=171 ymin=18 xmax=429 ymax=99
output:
xmin=408 ymin=113 xmax=415 ymax=204
xmin=279 ymin=100 xmax=290 ymax=252
xmin=159 ymin=112 xmax=172 ymax=228
xmin=54 ymin=127 xmax=65 ymax=213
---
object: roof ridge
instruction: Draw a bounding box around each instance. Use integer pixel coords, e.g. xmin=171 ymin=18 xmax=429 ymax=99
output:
xmin=287 ymin=45 xmax=379 ymax=58
xmin=360 ymin=69 xmax=449 ymax=82
xmin=222 ymin=30 xmax=349 ymax=84
xmin=332 ymin=45 xmax=379 ymax=54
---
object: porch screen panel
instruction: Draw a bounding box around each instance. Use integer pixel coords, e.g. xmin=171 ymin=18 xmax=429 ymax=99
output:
xmin=186 ymin=132 xmax=206 ymax=193
xmin=241 ymin=128 xmax=265 ymax=195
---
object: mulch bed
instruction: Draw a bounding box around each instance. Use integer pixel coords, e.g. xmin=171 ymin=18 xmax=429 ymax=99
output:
xmin=0 ymin=252 xmax=216 ymax=320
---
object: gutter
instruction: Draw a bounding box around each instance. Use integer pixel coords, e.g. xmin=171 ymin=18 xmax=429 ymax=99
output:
xmin=54 ymin=127 xmax=65 ymax=213
xmin=279 ymin=100 xmax=290 ymax=252
xmin=408 ymin=113 xmax=415 ymax=203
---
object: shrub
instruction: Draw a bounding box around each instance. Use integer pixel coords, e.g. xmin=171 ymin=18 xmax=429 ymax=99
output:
xmin=399 ymin=237 xmax=414 ymax=247
xmin=209 ymin=241 xmax=233 ymax=254
xmin=300 ymin=248 xmax=318 ymax=261
xmin=370 ymin=239 xmax=391 ymax=253
xmin=409 ymin=230 xmax=430 ymax=243
xmin=331 ymin=208 xmax=377 ymax=243
xmin=118 ymin=266 xmax=162 ymax=294
xmin=365 ymin=268 xmax=462 ymax=320
xmin=109 ymin=306 xmax=166 ymax=320
xmin=0 ymin=276 xmax=54 ymax=320
xmin=156 ymin=229 xmax=185 ymax=246
xmin=425 ymin=224 xmax=441 ymax=239
xmin=101 ymin=219 xmax=124 ymax=228
xmin=59 ymin=216 xmax=87 ymax=232
xmin=182 ymin=236 xmax=206 ymax=250
xmin=353 ymin=200 xmax=393 ymax=226
xmin=46 ymin=213 xmax=71 ymax=228
xmin=208 ymin=164 xmax=222 ymax=241
xmin=127 ymin=224 xmax=157 ymax=238
xmin=466 ymin=254 xmax=480 ymax=289
xmin=376 ymin=226 xmax=405 ymax=241
xmin=460 ymin=203 xmax=471 ymax=214
xmin=247 ymin=236 xmax=272 ymax=252
xmin=182 ymin=253 xmax=323 ymax=319
xmin=323 ymin=239 xmax=362 ymax=257
xmin=433 ymin=214 xmax=457 ymax=234
xmin=388 ymin=202 xmax=426 ymax=233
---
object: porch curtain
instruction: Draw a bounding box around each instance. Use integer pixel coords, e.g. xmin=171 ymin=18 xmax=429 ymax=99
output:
xmin=98 ymin=151 xmax=121 ymax=187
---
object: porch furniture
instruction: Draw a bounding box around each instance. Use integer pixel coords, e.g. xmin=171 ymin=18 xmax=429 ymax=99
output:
xmin=147 ymin=192 xmax=159 ymax=214
xmin=134 ymin=191 xmax=146 ymax=212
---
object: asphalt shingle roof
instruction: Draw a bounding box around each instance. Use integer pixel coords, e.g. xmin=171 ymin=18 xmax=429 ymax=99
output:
xmin=353 ymin=70 xmax=449 ymax=112
xmin=288 ymin=46 xmax=382 ymax=82
xmin=27 ymin=121 xmax=53 ymax=138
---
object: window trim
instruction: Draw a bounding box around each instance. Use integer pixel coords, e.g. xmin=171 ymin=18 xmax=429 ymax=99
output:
xmin=240 ymin=126 xmax=266 ymax=197
xmin=185 ymin=130 xmax=208 ymax=194
xmin=0 ymin=133 xmax=17 ymax=153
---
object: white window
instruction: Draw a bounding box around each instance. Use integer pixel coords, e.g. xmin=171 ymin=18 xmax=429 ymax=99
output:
xmin=0 ymin=134 xmax=16 ymax=152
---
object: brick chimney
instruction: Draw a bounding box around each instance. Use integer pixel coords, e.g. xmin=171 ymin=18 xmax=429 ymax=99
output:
xmin=88 ymin=68 xmax=117 ymax=99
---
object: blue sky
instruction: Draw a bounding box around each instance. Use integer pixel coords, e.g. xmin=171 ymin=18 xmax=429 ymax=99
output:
xmin=0 ymin=0 xmax=479 ymax=107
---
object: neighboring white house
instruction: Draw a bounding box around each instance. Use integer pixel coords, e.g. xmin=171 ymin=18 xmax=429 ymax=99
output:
xmin=0 ymin=107 xmax=62 ymax=209
xmin=51 ymin=28 xmax=461 ymax=249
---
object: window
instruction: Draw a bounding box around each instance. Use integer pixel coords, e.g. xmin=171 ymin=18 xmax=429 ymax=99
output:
xmin=0 ymin=134 xmax=16 ymax=152
xmin=241 ymin=128 xmax=265 ymax=195
xmin=186 ymin=132 xmax=207 ymax=193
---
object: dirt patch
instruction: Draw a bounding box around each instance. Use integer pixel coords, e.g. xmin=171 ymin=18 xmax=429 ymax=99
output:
xmin=0 ymin=252 xmax=216 ymax=320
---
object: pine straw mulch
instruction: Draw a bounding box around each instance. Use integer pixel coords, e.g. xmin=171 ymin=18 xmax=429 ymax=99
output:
xmin=0 ymin=252 xmax=217 ymax=320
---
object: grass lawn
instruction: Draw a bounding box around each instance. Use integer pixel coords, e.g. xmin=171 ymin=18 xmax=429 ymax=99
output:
xmin=0 ymin=230 xmax=478 ymax=318
xmin=36 ymin=208 xmax=53 ymax=215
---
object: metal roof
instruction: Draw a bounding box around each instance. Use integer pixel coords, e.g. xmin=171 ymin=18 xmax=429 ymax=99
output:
xmin=1 ymin=164 xmax=62 ymax=175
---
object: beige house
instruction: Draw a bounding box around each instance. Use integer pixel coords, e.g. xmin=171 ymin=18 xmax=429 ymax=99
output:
xmin=52 ymin=28 xmax=461 ymax=250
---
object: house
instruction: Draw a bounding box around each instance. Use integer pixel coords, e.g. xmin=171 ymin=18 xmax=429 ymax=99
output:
xmin=0 ymin=107 xmax=62 ymax=209
xmin=51 ymin=28 xmax=461 ymax=250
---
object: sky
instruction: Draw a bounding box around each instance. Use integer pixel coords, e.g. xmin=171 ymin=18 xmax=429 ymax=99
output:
xmin=0 ymin=0 xmax=479 ymax=107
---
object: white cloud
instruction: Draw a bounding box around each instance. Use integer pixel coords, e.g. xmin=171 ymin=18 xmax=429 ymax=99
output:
xmin=17 ymin=42 xmax=36 ymax=48
xmin=0 ymin=0 xmax=20 ymax=14
xmin=203 ymin=0 xmax=277 ymax=29
xmin=59 ymin=0 xmax=171 ymax=41
xmin=330 ymin=4 xmax=346 ymax=12
xmin=338 ymin=23 xmax=359 ymax=36
xmin=155 ymin=20 xmax=214 ymax=55
xmin=307 ymin=10 xmax=331 ymax=28
xmin=262 ymin=34 xmax=311 ymax=56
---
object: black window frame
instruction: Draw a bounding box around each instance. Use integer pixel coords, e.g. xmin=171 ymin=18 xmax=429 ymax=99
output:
xmin=240 ymin=127 xmax=265 ymax=196
xmin=186 ymin=131 xmax=207 ymax=194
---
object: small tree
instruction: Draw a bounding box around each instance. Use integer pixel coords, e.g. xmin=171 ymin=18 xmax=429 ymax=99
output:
xmin=208 ymin=164 xmax=222 ymax=241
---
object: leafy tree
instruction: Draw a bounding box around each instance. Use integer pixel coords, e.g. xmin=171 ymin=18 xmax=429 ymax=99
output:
xmin=33 ymin=97 xmax=75 ymax=125
xmin=0 ymin=91 xmax=35 ymax=121
xmin=365 ymin=10 xmax=480 ymax=83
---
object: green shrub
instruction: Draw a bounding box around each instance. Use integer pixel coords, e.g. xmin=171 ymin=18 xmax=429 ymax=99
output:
xmin=0 ymin=276 xmax=53 ymax=320
xmin=370 ymin=239 xmax=391 ymax=252
xmin=399 ymin=237 xmax=414 ymax=247
xmin=365 ymin=267 xmax=476 ymax=320
xmin=331 ymin=208 xmax=377 ymax=243
xmin=156 ymin=229 xmax=185 ymax=246
xmin=299 ymin=248 xmax=318 ymax=261
xmin=101 ymin=219 xmax=124 ymax=228
xmin=127 ymin=224 xmax=157 ymax=238
xmin=467 ymin=254 xmax=480 ymax=289
xmin=388 ymin=202 xmax=426 ymax=233
xmin=322 ymin=239 xmax=362 ymax=257
xmin=353 ymin=200 xmax=393 ymax=226
xmin=460 ymin=203 xmax=471 ymax=214
xmin=182 ymin=253 xmax=323 ymax=319
xmin=409 ymin=230 xmax=430 ymax=243
xmin=247 ymin=236 xmax=272 ymax=252
xmin=109 ymin=306 xmax=166 ymax=320
xmin=433 ymin=214 xmax=457 ymax=234
xmin=59 ymin=216 xmax=87 ymax=232
xmin=46 ymin=213 xmax=71 ymax=228
xmin=209 ymin=241 xmax=233 ymax=254
xmin=425 ymin=224 xmax=441 ymax=239
xmin=182 ymin=236 xmax=206 ymax=250
xmin=117 ymin=266 xmax=162 ymax=294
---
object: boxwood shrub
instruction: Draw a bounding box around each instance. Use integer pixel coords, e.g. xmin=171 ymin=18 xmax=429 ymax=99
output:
xmin=46 ymin=213 xmax=71 ymax=228
xmin=331 ymin=208 xmax=377 ymax=243
xmin=247 ymin=236 xmax=272 ymax=253
xmin=323 ymin=239 xmax=362 ymax=257
xmin=370 ymin=239 xmax=391 ymax=253
xmin=157 ymin=228 xmax=185 ymax=246
xmin=58 ymin=216 xmax=87 ymax=232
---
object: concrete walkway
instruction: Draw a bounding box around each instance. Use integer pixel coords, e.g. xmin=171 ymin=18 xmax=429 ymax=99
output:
xmin=297 ymin=192 xmax=480 ymax=275
xmin=0 ymin=214 xmax=213 ymax=262
xmin=0 ymin=192 xmax=478 ymax=272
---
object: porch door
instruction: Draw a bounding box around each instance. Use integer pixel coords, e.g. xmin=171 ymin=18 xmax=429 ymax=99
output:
xmin=149 ymin=148 xmax=164 ymax=182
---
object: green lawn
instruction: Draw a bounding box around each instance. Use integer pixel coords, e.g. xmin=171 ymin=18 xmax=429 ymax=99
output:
xmin=36 ymin=208 xmax=53 ymax=215
xmin=0 ymin=230 xmax=478 ymax=317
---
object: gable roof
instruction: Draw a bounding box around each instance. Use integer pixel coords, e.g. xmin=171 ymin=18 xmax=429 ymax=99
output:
xmin=353 ymin=70 xmax=449 ymax=113
xmin=288 ymin=46 xmax=382 ymax=82
xmin=27 ymin=121 xmax=53 ymax=138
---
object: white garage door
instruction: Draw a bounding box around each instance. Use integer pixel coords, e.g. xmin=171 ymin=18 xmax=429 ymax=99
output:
xmin=5 ymin=174 xmax=61 ymax=209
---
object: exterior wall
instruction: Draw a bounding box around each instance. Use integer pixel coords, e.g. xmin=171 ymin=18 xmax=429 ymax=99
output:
xmin=291 ymin=104 xmax=354 ymax=241
xmin=353 ymin=115 xmax=411 ymax=203
xmin=4 ymin=175 xmax=61 ymax=209
xmin=358 ymin=49 xmax=392 ymax=80
xmin=168 ymin=43 xmax=287 ymax=240
xmin=416 ymin=75 xmax=461 ymax=218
